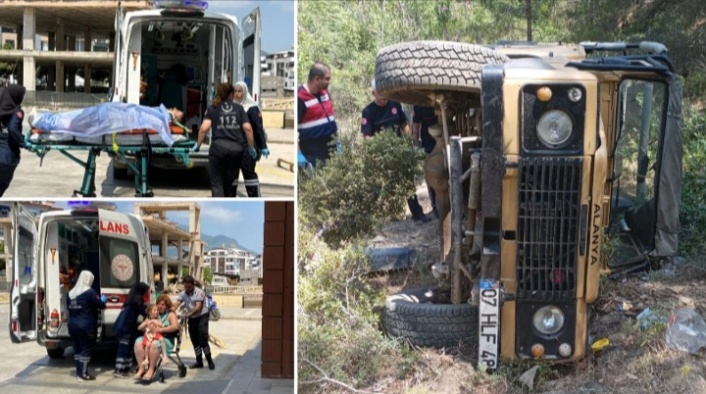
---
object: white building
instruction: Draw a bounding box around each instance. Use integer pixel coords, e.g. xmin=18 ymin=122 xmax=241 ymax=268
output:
xmin=204 ymin=245 xmax=261 ymax=278
xmin=260 ymin=49 xmax=294 ymax=95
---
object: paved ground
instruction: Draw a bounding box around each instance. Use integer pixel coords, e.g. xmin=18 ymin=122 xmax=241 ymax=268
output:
xmin=0 ymin=307 xmax=293 ymax=394
xmin=4 ymin=128 xmax=295 ymax=198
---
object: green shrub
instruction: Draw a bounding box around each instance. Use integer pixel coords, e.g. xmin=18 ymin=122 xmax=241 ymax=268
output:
xmin=299 ymin=127 xmax=426 ymax=247
xmin=297 ymin=227 xmax=418 ymax=392
xmin=679 ymin=102 xmax=706 ymax=256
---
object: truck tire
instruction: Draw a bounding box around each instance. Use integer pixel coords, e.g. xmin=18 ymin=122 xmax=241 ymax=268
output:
xmin=383 ymin=287 xmax=477 ymax=348
xmin=46 ymin=347 xmax=65 ymax=359
xmin=375 ymin=41 xmax=508 ymax=106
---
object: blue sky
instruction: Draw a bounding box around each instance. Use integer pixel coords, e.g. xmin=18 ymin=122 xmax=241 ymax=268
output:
xmin=207 ymin=0 xmax=294 ymax=53
xmin=54 ymin=201 xmax=265 ymax=254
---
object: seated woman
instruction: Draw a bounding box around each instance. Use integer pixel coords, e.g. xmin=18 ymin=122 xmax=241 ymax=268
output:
xmin=133 ymin=294 xmax=180 ymax=381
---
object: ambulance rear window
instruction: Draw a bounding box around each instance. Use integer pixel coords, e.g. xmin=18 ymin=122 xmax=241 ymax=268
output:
xmin=99 ymin=236 xmax=139 ymax=288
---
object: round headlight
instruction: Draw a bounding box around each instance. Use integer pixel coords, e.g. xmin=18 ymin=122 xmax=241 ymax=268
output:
xmin=533 ymin=305 xmax=565 ymax=335
xmin=536 ymin=110 xmax=573 ymax=147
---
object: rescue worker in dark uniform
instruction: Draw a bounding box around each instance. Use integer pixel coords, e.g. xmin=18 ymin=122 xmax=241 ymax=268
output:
xmin=0 ymin=84 xmax=26 ymax=196
xmin=196 ymin=83 xmax=256 ymax=197
xmin=412 ymin=105 xmax=440 ymax=218
xmin=112 ymin=282 xmax=150 ymax=377
xmin=361 ymin=80 xmax=430 ymax=222
xmin=67 ymin=270 xmax=107 ymax=381
xmin=298 ymin=62 xmax=338 ymax=168
xmin=231 ymin=81 xmax=270 ymax=197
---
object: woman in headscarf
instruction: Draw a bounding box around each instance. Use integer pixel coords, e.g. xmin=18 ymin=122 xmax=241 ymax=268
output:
xmin=196 ymin=82 xmax=256 ymax=197
xmin=112 ymin=282 xmax=150 ymax=378
xmin=67 ymin=270 xmax=107 ymax=381
xmin=0 ymin=84 xmax=26 ymax=196
xmin=231 ymin=81 xmax=269 ymax=197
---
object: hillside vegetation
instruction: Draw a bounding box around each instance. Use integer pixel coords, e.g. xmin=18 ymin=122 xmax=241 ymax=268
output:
xmin=298 ymin=1 xmax=706 ymax=392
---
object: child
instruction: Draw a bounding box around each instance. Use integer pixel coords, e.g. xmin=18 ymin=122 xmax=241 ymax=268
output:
xmin=138 ymin=304 xmax=168 ymax=366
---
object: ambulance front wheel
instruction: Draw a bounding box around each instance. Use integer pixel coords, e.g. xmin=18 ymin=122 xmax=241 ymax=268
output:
xmin=46 ymin=347 xmax=65 ymax=359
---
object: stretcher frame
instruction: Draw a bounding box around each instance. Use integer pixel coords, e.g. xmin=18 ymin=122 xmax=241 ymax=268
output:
xmin=24 ymin=130 xmax=196 ymax=197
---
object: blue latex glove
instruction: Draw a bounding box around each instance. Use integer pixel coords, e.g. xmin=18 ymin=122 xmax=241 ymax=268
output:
xmin=297 ymin=150 xmax=308 ymax=166
xmin=100 ymin=294 xmax=108 ymax=303
xmin=249 ymin=147 xmax=258 ymax=160
xmin=261 ymin=148 xmax=270 ymax=158
xmin=191 ymin=144 xmax=201 ymax=153
xmin=336 ymin=139 xmax=342 ymax=154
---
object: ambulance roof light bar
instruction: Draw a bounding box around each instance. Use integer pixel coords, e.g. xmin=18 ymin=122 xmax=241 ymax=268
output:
xmin=67 ymin=201 xmax=118 ymax=211
xmin=154 ymin=0 xmax=208 ymax=16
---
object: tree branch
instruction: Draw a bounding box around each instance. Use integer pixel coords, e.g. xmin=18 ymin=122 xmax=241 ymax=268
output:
xmin=300 ymin=358 xmax=373 ymax=393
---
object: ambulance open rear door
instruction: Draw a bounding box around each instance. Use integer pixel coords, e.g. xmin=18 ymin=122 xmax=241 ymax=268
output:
xmin=9 ymin=203 xmax=39 ymax=343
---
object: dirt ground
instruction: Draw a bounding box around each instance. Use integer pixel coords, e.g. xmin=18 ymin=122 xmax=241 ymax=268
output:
xmin=366 ymin=185 xmax=706 ymax=394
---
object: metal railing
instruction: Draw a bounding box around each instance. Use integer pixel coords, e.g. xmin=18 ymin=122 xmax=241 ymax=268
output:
xmin=0 ymin=89 xmax=110 ymax=110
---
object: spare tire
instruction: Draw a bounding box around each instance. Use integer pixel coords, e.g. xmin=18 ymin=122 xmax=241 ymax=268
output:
xmin=383 ymin=287 xmax=477 ymax=348
xmin=375 ymin=41 xmax=508 ymax=106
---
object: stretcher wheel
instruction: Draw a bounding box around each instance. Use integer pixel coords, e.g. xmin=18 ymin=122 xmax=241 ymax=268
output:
xmin=72 ymin=191 xmax=96 ymax=198
xmin=178 ymin=365 xmax=187 ymax=378
xmin=135 ymin=190 xmax=154 ymax=198
xmin=159 ymin=371 xmax=165 ymax=383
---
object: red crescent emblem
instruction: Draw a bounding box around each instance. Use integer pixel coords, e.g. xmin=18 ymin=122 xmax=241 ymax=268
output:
xmin=361 ymin=118 xmax=367 ymax=125
xmin=16 ymin=111 xmax=23 ymax=119
xmin=391 ymin=107 xmax=398 ymax=115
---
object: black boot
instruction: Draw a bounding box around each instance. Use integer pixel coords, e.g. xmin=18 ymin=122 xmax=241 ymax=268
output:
xmin=190 ymin=355 xmax=204 ymax=369
xmin=205 ymin=353 xmax=215 ymax=370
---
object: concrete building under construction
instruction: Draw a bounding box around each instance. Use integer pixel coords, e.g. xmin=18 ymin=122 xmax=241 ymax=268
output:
xmin=0 ymin=0 xmax=152 ymax=92
xmin=134 ymin=201 xmax=205 ymax=288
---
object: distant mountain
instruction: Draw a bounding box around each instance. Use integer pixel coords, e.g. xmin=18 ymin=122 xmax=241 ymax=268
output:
xmin=162 ymin=233 xmax=260 ymax=258
xmin=201 ymin=234 xmax=261 ymax=255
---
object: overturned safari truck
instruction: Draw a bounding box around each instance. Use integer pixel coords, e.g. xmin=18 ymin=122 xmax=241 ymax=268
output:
xmin=376 ymin=41 xmax=682 ymax=369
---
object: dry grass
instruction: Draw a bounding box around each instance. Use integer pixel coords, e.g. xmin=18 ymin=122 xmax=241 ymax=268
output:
xmin=364 ymin=206 xmax=706 ymax=393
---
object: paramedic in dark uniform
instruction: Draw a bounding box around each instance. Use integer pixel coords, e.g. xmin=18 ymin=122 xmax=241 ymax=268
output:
xmin=232 ymin=81 xmax=270 ymax=197
xmin=412 ymin=105 xmax=440 ymax=218
xmin=173 ymin=275 xmax=214 ymax=370
xmin=0 ymin=84 xmax=26 ymax=196
xmin=297 ymin=62 xmax=338 ymax=168
xmin=112 ymin=281 xmax=149 ymax=377
xmin=361 ymin=80 xmax=430 ymax=222
xmin=67 ymin=270 xmax=107 ymax=381
xmin=196 ymin=83 xmax=257 ymax=197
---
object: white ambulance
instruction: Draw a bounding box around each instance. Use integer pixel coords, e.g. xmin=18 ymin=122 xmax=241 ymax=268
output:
xmin=109 ymin=0 xmax=262 ymax=177
xmin=9 ymin=202 xmax=155 ymax=358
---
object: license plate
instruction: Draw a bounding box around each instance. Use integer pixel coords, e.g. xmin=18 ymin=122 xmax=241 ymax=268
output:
xmin=479 ymin=279 xmax=501 ymax=370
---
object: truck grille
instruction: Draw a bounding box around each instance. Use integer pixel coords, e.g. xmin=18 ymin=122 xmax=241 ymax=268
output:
xmin=516 ymin=157 xmax=583 ymax=300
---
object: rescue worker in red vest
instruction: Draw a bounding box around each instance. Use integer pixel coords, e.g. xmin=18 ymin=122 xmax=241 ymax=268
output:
xmin=297 ymin=62 xmax=338 ymax=168
xmin=361 ymin=80 xmax=430 ymax=222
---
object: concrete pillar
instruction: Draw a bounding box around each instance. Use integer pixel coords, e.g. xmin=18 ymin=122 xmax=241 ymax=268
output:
xmin=48 ymin=32 xmax=55 ymax=51
xmin=23 ymin=57 xmax=36 ymax=91
xmin=55 ymin=18 xmax=65 ymax=91
xmin=47 ymin=67 xmax=55 ymax=90
xmin=83 ymin=65 xmax=92 ymax=93
xmin=84 ymin=27 xmax=92 ymax=93
xmin=22 ymin=8 xmax=35 ymax=51
xmin=55 ymin=18 xmax=65 ymax=51
xmin=55 ymin=60 xmax=64 ymax=92
xmin=161 ymin=232 xmax=169 ymax=283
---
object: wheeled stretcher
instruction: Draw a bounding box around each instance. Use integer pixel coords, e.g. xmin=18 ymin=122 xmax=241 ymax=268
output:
xmin=24 ymin=124 xmax=196 ymax=197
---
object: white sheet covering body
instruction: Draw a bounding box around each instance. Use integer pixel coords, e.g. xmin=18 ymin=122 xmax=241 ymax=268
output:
xmin=30 ymin=103 xmax=176 ymax=146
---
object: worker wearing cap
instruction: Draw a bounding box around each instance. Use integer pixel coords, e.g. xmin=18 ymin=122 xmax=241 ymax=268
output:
xmin=361 ymin=80 xmax=430 ymax=222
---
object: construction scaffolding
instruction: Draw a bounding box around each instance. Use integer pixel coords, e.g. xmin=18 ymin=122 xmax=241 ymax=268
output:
xmin=134 ymin=202 xmax=205 ymax=288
